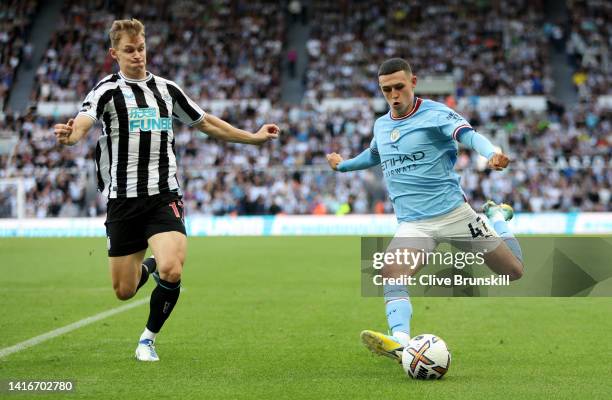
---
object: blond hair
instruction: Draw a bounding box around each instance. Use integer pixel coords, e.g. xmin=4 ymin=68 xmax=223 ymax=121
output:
xmin=109 ymin=18 xmax=145 ymax=48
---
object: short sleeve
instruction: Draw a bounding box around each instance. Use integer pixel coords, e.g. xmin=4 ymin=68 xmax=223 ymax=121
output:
xmin=77 ymin=75 xmax=120 ymax=121
xmin=167 ymin=82 xmax=206 ymax=126
xmin=437 ymin=107 xmax=474 ymax=141
xmin=77 ymin=88 xmax=102 ymax=122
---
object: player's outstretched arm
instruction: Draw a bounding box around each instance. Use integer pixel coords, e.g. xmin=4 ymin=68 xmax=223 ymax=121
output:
xmin=457 ymin=130 xmax=510 ymax=171
xmin=53 ymin=114 xmax=94 ymax=146
xmin=195 ymin=114 xmax=280 ymax=145
xmin=327 ymin=148 xmax=380 ymax=172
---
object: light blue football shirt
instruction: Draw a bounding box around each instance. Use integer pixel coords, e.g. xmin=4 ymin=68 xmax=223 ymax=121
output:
xmin=371 ymin=97 xmax=475 ymax=222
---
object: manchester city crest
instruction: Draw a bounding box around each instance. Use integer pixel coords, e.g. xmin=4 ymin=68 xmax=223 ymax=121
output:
xmin=390 ymin=128 xmax=400 ymax=142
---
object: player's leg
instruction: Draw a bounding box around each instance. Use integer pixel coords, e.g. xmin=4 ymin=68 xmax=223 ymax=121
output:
xmin=145 ymin=231 xmax=186 ymax=335
xmin=109 ymin=250 xmax=147 ymax=300
xmin=441 ymin=202 xmax=523 ymax=281
xmin=135 ymin=194 xmax=187 ymax=361
xmin=482 ymin=201 xmax=523 ymax=280
xmin=361 ymin=225 xmax=436 ymax=362
xmin=382 ymin=258 xmax=419 ymax=344
xmin=106 ymin=215 xmax=157 ymax=300
xmin=482 ymin=243 xmax=523 ymax=281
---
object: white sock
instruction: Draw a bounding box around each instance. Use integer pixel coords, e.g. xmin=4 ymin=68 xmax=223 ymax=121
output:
xmin=139 ymin=328 xmax=157 ymax=342
xmin=392 ymin=331 xmax=411 ymax=347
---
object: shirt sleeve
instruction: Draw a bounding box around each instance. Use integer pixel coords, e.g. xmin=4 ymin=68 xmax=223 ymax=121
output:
xmin=337 ymin=147 xmax=381 ymax=172
xmin=77 ymin=88 xmax=103 ymax=122
xmin=437 ymin=107 xmax=474 ymax=141
xmin=457 ymin=130 xmax=497 ymax=160
xmin=166 ymin=82 xmax=206 ymax=126
xmin=369 ymin=136 xmax=379 ymax=156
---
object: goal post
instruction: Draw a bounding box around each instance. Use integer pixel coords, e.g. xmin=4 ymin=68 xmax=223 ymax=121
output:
xmin=0 ymin=177 xmax=26 ymax=219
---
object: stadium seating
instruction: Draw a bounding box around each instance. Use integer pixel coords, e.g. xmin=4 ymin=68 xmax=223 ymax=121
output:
xmin=32 ymin=0 xmax=285 ymax=102
xmin=565 ymin=0 xmax=611 ymax=99
xmin=0 ymin=0 xmax=38 ymax=111
xmin=1 ymin=0 xmax=610 ymax=218
xmin=306 ymin=0 xmax=552 ymax=99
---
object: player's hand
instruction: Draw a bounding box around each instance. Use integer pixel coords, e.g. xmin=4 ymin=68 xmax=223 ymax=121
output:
xmin=488 ymin=153 xmax=510 ymax=171
xmin=54 ymin=118 xmax=74 ymax=145
xmin=253 ymin=124 xmax=280 ymax=144
xmin=326 ymin=152 xmax=344 ymax=171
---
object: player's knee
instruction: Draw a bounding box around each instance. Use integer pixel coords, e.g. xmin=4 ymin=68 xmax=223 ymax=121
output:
xmin=114 ymin=285 xmax=136 ymax=300
xmin=508 ymin=262 xmax=524 ymax=281
xmin=159 ymin=269 xmax=182 ymax=283
xmin=157 ymin=259 xmax=183 ymax=283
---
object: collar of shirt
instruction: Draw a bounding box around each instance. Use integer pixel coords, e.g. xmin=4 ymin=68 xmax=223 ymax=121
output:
xmin=119 ymin=70 xmax=153 ymax=83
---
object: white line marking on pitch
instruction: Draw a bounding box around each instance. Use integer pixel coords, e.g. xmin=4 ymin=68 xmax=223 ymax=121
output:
xmin=0 ymin=297 xmax=149 ymax=359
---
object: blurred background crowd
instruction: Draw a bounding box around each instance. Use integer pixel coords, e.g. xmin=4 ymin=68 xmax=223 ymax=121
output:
xmin=0 ymin=0 xmax=610 ymax=218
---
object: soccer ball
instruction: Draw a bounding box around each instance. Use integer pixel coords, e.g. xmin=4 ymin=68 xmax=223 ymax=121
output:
xmin=401 ymin=334 xmax=451 ymax=380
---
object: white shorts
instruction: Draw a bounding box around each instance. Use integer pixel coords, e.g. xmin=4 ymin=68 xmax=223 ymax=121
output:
xmin=388 ymin=203 xmax=501 ymax=253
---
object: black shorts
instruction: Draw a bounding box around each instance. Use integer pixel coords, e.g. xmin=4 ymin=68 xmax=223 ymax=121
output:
xmin=105 ymin=191 xmax=186 ymax=257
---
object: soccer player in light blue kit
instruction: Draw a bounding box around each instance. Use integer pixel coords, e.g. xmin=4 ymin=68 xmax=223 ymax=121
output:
xmin=327 ymin=58 xmax=524 ymax=362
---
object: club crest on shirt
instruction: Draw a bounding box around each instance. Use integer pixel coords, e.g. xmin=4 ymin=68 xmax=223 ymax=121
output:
xmin=390 ymin=128 xmax=400 ymax=142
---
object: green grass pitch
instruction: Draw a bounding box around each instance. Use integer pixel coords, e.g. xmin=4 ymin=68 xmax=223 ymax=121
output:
xmin=1 ymin=237 xmax=611 ymax=399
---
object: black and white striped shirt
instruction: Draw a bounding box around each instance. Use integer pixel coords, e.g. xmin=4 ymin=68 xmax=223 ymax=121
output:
xmin=78 ymin=71 xmax=205 ymax=198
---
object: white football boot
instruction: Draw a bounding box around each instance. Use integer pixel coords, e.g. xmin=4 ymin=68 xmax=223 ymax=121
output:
xmin=135 ymin=339 xmax=159 ymax=362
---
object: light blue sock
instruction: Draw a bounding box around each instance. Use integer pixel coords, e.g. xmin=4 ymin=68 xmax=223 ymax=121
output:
xmin=383 ymin=284 xmax=412 ymax=338
xmin=493 ymin=219 xmax=523 ymax=263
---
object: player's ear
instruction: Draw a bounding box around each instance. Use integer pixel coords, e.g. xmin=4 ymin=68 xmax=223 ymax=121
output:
xmin=411 ymin=74 xmax=417 ymax=88
xmin=109 ymin=48 xmax=118 ymax=60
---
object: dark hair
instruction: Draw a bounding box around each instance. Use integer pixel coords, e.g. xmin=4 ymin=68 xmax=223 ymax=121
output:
xmin=378 ymin=58 xmax=412 ymax=76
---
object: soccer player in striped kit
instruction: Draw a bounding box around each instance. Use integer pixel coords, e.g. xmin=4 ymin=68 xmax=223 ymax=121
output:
xmin=54 ymin=19 xmax=280 ymax=361
xmin=327 ymin=58 xmax=524 ymax=363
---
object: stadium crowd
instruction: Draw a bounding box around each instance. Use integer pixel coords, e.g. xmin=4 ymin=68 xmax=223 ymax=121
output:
xmin=0 ymin=0 xmax=38 ymax=111
xmin=32 ymin=0 xmax=285 ymax=103
xmin=1 ymin=95 xmax=610 ymax=218
xmin=0 ymin=0 xmax=610 ymax=218
xmin=565 ymin=0 xmax=610 ymax=99
xmin=306 ymin=0 xmax=552 ymax=100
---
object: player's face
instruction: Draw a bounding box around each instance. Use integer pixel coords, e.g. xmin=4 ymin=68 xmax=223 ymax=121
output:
xmin=379 ymin=71 xmax=417 ymax=117
xmin=110 ymin=34 xmax=147 ymax=79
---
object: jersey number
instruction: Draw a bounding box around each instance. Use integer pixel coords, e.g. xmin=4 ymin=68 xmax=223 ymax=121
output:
xmin=468 ymin=217 xmax=491 ymax=238
xmin=169 ymin=202 xmax=180 ymax=218
xmin=169 ymin=201 xmax=184 ymax=223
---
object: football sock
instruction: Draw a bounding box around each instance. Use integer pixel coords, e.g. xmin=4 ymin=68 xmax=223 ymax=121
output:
xmin=392 ymin=331 xmax=411 ymax=347
xmin=146 ymin=278 xmax=181 ymax=333
xmin=490 ymin=213 xmax=523 ymax=264
xmin=142 ymin=257 xmax=157 ymax=274
xmin=136 ymin=266 xmax=149 ymax=290
xmin=136 ymin=257 xmax=157 ymax=291
xmin=384 ymin=284 xmax=412 ymax=342
xmin=139 ymin=327 xmax=157 ymax=342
